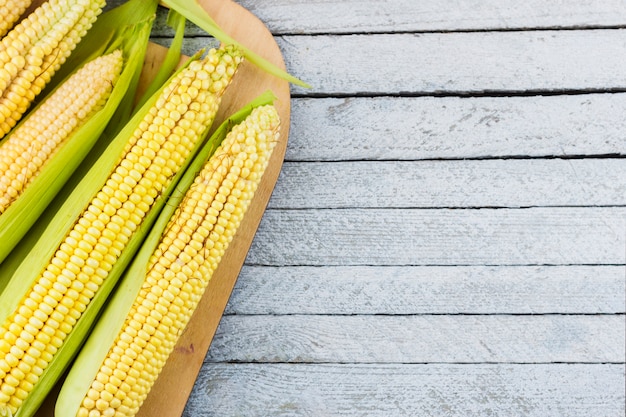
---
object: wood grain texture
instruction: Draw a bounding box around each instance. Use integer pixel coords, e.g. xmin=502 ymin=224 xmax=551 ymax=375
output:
xmin=273 ymin=31 xmax=626 ymax=95
xmin=207 ymin=315 xmax=625 ymax=363
xmin=227 ymin=265 xmax=626 ymax=315
xmin=286 ymin=95 xmax=626 ymax=161
xmin=182 ymin=363 xmax=626 ymax=417
xmin=147 ymin=1 xmax=626 ymax=35
xmin=247 ymin=207 xmax=626 ymax=266
xmin=269 ymin=159 xmax=626 ymax=209
xmin=232 ymin=0 xmax=626 ymax=34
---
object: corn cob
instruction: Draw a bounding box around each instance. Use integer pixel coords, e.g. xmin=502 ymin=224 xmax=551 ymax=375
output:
xmin=0 ymin=45 xmax=242 ymax=417
xmin=57 ymin=102 xmax=280 ymax=417
xmin=0 ymin=0 xmax=106 ymax=140
xmin=0 ymin=50 xmax=123 ymax=214
xmin=0 ymin=0 xmax=159 ymax=269
xmin=0 ymin=0 xmax=33 ymax=38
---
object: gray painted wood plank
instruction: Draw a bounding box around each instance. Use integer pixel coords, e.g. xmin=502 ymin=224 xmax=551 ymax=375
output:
xmin=272 ymin=31 xmax=626 ymax=95
xmin=183 ymin=363 xmax=626 ymax=417
xmin=247 ymin=207 xmax=626 ymax=266
xmin=207 ymin=315 xmax=625 ymax=363
xmin=227 ymin=265 xmax=626 ymax=315
xmin=287 ymin=95 xmax=626 ymax=161
xmin=234 ymin=0 xmax=626 ymax=34
xmin=147 ymin=1 xmax=626 ymax=35
xmin=269 ymin=159 xmax=626 ymax=209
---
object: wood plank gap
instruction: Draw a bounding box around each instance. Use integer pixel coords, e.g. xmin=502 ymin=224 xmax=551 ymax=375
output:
xmin=243 ymin=262 xmax=626 ymax=267
xmin=276 ymin=27 xmax=626 ymax=36
xmin=291 ymin=88 xmax=626 ymax=99
xmin=264 ymin=206 xmax=626 ymax=210
xmin=220 ymin=313 xmax=626 ymax=317
xmin=209 ymin=360 xmax=626 ymax=365
xmin=263 ymin=206 xmax=626 ymax=211
xmin=282 ymin=25 xmax=626 ymax=36
xmin=284 ymin=154 xmax=626 ymax=163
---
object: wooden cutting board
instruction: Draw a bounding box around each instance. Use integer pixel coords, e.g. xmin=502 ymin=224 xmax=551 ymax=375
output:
xmin=136 ymin=2 xmax=291 ymax=416
xmin=31 ymin=0 xmax=291 ymax=415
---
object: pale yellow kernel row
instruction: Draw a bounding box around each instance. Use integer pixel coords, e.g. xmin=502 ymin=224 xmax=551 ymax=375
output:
xmin=0 ymin=0 xmax=34 ymax=38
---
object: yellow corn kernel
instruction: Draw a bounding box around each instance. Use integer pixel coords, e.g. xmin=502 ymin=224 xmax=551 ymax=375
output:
xmin=0 ymin=0 xmax=106 ymax=139
xmin=0 ymin=46 xmax=242 ymax=416
xmin=0 ymin=0 xmax=33 ymax=38
xmin=0 ymin=50 xmax=123 ymax=214
xmin=77 ymin=104 xmax=280 ymax=417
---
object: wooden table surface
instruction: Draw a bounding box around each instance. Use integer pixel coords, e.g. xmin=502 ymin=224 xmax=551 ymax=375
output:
xmin=144 ymin=1 xmax=626 ymax=415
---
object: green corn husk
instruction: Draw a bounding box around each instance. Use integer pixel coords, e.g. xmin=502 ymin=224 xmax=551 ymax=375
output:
xmin=134 ymin=8 xmax=187 ymax=110
xmin=164 ymin=0 xmax=311 ymax=89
